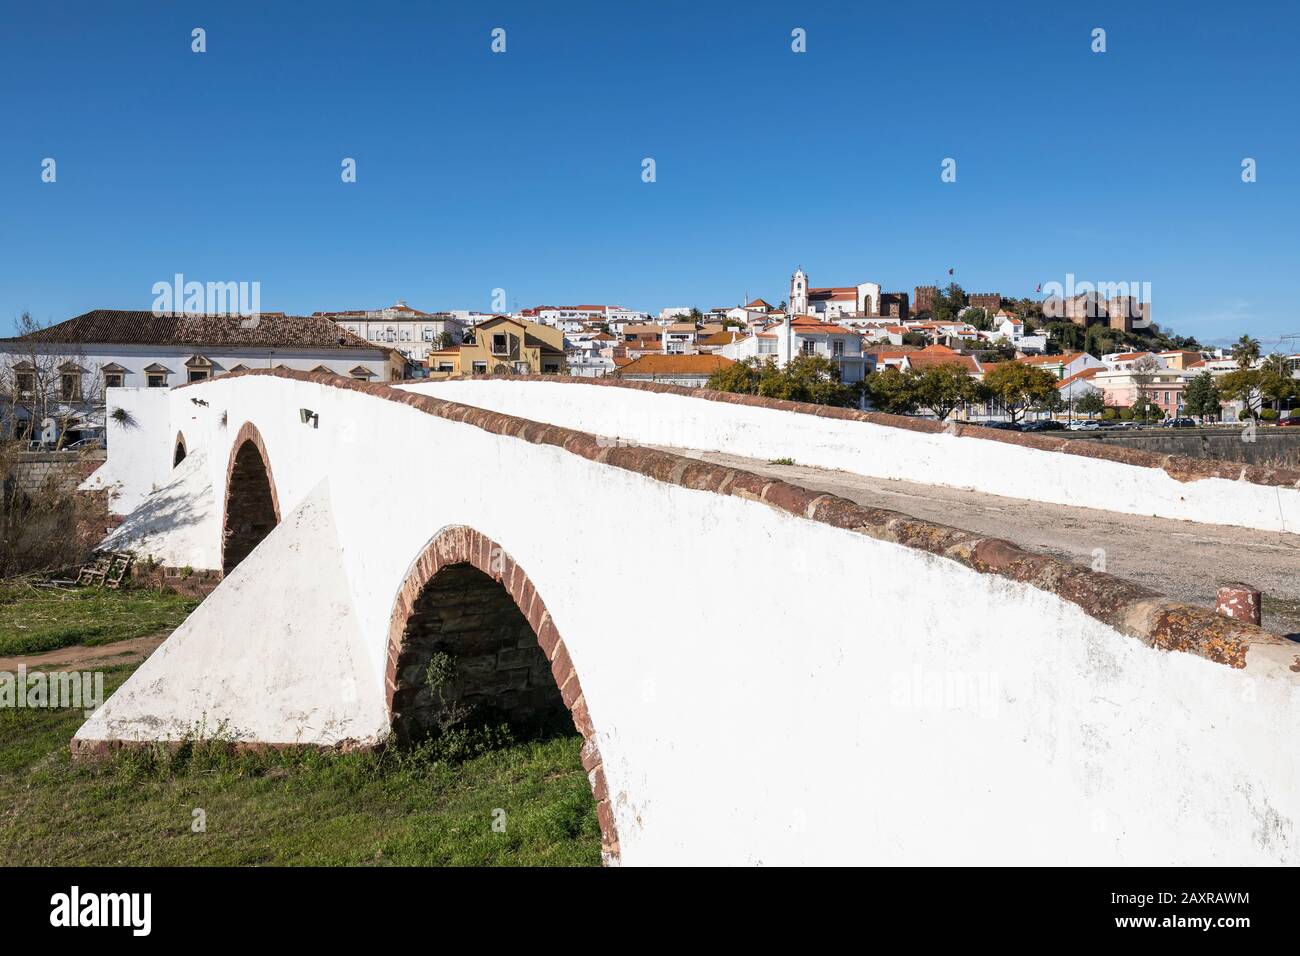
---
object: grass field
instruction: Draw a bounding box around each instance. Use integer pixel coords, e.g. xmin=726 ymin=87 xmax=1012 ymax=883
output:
xmin=0 ymin=585 xmax=600 ymax=866
xmin=0 ymin=582 xmax=198 ymax=656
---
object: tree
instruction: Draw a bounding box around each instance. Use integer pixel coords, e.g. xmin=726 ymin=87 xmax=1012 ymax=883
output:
xmin=706 ymin=357 xmax=763 ymax=395
xmin=1129 ymin=354 xmax=1162 ymax=424
xmin=1258 ymin=356 xmax=1298 ymax=412
xmin=707 ymin=355 xmax=859 ymax=408
xmin=963 ymin=307 xmax=990 ymax=332
xmin=0 ymin=311 xmax=105 ymax=448
xmin=862 ymin=366 xmax=918 ymax=415
xmin=1075 ymin=390 xmax=1106 ymax=419
xmin=1218 ymin=368 xmax=1261 ymax=420
xmin=1182 ymin=370 xmax=1221 ymax=422
xmin=1231 ymin=334 xmax=1261 ymax=369
xmin=760 ymin=354 xmax=859 ymax=407
xmin=980 ymin=362 xmax=1059 ymax=423
xmin=1130 ymin=395 xmax=1165 ymax=421
xmin=1046 ymin=322 xmax=1085 ymax=353
xmin=909 ymin=363 xmax=981 ymax=421
xmin=931 ymin=283 xmax=967 ymax=324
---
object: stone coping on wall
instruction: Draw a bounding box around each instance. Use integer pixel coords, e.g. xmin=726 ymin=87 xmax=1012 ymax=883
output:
xmin=179 ymin=369 xmax=1292 ymax=672
xmin=423 ymin=374 xmax=1300 ymax=490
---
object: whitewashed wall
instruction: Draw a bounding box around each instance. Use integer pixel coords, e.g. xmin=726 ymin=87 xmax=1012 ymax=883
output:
xmin=410 ymin=379 xmax=1300 ymax=536
xmin=78 ymin=374 xmax=1300 ymax=865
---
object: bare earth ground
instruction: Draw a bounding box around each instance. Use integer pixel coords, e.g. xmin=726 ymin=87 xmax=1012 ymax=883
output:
xmin=661 ymin=447 xmax=1300 ymax=639
xmin=0 ymin=633 xmax=167 ymax=672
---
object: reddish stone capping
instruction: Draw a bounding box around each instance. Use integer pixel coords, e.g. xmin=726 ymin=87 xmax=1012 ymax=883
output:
xmin=196 ymin=369 xmax=1286 ymax=673
xmin=428 ymin=373 xmax=1300 ymax=490
xmin=386 ymin=525 xmax=621 ymax=864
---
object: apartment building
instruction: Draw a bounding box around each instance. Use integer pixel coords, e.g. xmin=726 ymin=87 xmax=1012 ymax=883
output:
xmin=316 ymin=299 xmax=465 ymax=364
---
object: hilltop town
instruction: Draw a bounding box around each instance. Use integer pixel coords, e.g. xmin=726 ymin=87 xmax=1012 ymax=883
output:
xmin=3 ymin=267 xmax=1295 ymax=449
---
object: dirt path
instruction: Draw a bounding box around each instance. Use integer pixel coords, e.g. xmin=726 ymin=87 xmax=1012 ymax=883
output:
xmin=0 ymin=633 xmax=167 ymax=672
xmin=663 ymin=447 xmax=1300 ymax=638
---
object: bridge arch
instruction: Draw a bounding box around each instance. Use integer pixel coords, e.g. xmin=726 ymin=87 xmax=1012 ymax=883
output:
xmin=386 ymin=526 xmax=619 ymax=862
xmin=221 ymin=422 xmax=281 ymax=574
xmin=173 ymin=431 xmax=188 ymax=467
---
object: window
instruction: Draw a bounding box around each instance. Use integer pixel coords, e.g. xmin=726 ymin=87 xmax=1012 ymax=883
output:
xmin=104 ymin=372 xmax=125 ymax=388
xmin=61 ymin=373 xmax=83 ymax=400
xmin=832 ymin=339 xmax=845 ymax=357
xmin=491 ymin=333 xmax=509 ymax=355
xmin=15 ymin=372 xmax=35 ymax=395
xmin=188 ymin=369 xmax=210 ymax=383
xmin=472 ymin=361 xmax=488 ymax=374
xmin=147 ymin=373 xmax=167 ymax=388
xmin=801 ymin=340 xmax=817 ymax=356
xmin=758 ymin=338 xmax=777 ymax=355
xmin=423 ymin=327 xmax=434 ymax=342
xmin=436 ymin=363 xmax=454 ymax=373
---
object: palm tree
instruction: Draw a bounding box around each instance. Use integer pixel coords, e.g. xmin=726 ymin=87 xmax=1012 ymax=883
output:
xmin=1231 ymin=334 xmax=1261 ymax=369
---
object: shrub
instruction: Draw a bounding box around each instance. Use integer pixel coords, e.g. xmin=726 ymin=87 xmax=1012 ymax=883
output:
xmin=1260 ymin=408 xmax=1279 ymax=421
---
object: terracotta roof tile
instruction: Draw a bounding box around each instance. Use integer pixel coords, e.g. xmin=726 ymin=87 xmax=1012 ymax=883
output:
xmin=13 ymin=309 xmax=385 ymax=352
xmin=615 ymin=354 xmax=735 ymax=376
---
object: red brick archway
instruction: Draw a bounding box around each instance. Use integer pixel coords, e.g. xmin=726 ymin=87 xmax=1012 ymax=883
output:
xmin=387 ymin=526 xmax=620 ymax=863
xmin=173 ymin=431 xmax=188 ymax=467
xmin=222 ymin=422 xmax=281 ymax=574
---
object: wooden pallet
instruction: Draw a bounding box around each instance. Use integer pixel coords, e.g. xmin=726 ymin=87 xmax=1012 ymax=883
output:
xmin=76 ymin=550 xmax=133 ymax=589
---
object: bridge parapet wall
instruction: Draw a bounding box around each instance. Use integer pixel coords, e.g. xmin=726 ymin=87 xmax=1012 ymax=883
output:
xmin=410 ymin=376 xmax=1300 ymax=535
xmin=79 ymin=369 xmax=1300 ymax=864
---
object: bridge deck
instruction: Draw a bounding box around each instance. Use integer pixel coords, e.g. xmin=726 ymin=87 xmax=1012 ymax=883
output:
xmin=662 ymin=447 xmax=1300 ymax=639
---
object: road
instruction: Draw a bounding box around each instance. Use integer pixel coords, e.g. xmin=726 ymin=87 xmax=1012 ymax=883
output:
xmin=662 ymin=447 xmax=1300 ymax=638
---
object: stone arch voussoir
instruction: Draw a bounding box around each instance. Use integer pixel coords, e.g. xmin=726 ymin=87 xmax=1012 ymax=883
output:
xmin=387 ymin=525 xmax=619 ymax=863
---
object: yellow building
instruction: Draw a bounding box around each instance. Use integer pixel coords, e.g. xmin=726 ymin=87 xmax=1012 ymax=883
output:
xmin=426 ymin=316 xmax=565 ymax=379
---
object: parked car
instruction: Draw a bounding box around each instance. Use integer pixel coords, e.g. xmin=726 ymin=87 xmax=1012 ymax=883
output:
xmin=980 ymin=421 xmax=1022 ymax=431
xmin=1278 ymin=417 xmax=1300 ymax=427
xmin=1022 ymin=420 xmax=1065 ymax=432
xmin=1068 ymin=421 xmax=1101 ymax=431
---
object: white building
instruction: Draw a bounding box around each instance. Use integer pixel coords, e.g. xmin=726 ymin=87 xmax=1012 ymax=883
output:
xmin=720 ymin=314 xmax=868 ymax=383
xmin=0 ymin=309 xmax=403 ymax=440
xmin=658 ymin=307 xmax=694 ymax=322
xmin=789 ymin=269 xmax=882 ymax=320
xmin=983 ymin=313 xmax=1047 ymax=353
xmin=315 ymin=300 xmax=464 ymax=364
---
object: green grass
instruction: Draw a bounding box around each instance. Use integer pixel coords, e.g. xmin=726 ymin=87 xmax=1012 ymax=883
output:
xmin=0 ymin=583 xmax=199 ymax=656
xmin=0 ymin=664 xmax=600 ymax=866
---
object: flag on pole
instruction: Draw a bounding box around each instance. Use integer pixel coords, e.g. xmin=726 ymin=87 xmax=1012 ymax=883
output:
xmin=1035 ymin=283 xmax=1042 ymax=293
xmin=947 ymin=268 xmax=954 ymax=275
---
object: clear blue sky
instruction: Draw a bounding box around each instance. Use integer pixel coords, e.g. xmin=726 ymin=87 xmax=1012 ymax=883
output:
xmin=1 ymin=0 xmax=1296 ymax=348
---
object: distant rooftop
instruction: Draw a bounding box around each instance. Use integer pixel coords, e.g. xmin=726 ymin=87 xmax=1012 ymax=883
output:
xmin=8 ymin=309 xmax=384 ymax=351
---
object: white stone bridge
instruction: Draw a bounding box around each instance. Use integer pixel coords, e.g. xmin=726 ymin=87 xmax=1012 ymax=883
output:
xmin=76 ymin=370 xmax=1300 ymax=865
